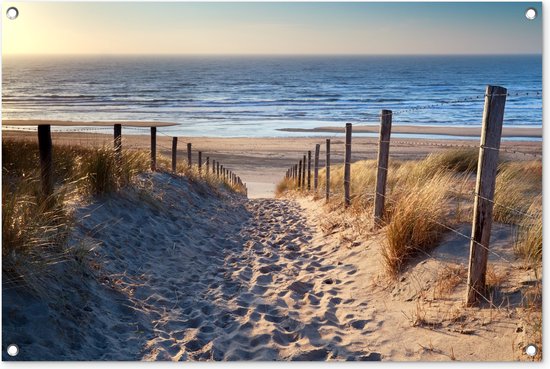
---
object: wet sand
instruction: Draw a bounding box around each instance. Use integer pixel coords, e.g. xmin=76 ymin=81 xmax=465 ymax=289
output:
xmin=279 ymin=124 xmax=542 ymax=138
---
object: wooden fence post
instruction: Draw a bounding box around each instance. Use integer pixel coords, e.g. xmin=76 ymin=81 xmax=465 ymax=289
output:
xmin=187 ymin=143 xmax=192 ymax=168
xmin=114 ymin=124 xmax=122 ymax=165
xmin=373 ymin=110 xmax=392 ymax=228
xmin=38 ymin=124 xmax=53 ymax=197
xmin=150 ymin=127 xmax=157 ymax=171
xmin=298 ymin=160 xmax=302 ymax=189
xmin=171 ymin=137 xmax=178 ymax=173
xmin=326 ymin=139 xmax=331 ymax=202
xmin=302 ymin=154 xmax=306 ymax=189
xmin=466 ymin=85 xmax=507 ymax=306
xmin=217 ymin=162 xmax=220 ymax=177
xmin=206 ymin=156 xmax=210 ymax=174
xmin=314 ymin=144 xmax=320 ymax=191
xmin=344 ymin=123 xmax=352 ymax=207
xmin=307 ymin=150 xmax=312 ymax=190
xmin=198 ymin=151 xmax=202 ymax=173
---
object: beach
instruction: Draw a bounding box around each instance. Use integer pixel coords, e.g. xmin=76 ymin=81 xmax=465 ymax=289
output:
xmin=2 ymin=129 xmax=542 ymax=198
xmin=1 ymin=2 xmax=543 ymax=362
xmin=2 ymin=168 xmax=539 ymax=360
xmin=278 ymin=124 xmax=542 ymax=138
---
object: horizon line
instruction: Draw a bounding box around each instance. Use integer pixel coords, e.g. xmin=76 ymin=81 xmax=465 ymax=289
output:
xmin=4 ymin=53 xmax=543 ymax=57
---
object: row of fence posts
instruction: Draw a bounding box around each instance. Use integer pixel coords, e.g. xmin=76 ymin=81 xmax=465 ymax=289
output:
xmin=149 ymin=127 xmax=247 ymax=195
xmin=284 ymin=85 xmax=508 ymax=307
xmin=37 ymin=124 xmax=248 ymax=198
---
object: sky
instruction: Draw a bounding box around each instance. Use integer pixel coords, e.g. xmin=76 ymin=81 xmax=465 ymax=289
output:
xmin=2 ymin=1 xmax=542 ymax=55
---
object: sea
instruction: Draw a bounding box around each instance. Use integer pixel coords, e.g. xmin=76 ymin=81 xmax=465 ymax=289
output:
xmin=2 ymin=55 xmax=542 ymax=139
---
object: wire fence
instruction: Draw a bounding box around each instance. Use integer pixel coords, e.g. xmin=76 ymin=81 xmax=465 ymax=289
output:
xmin=284 ymin=85 xmax=541 ymax=308
xmin=2 ymin=123 xmax=249 ymax=199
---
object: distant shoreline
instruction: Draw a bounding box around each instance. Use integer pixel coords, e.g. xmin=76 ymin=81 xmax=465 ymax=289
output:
xmin=278 ymin=125 xmax=542 ymax=138
xmin=3 ymin=120 xmax=542 ymax=139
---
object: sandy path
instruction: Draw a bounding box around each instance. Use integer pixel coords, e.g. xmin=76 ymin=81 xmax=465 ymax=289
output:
xmin=137 ymin=197 xmax=377 ymax=360
xmin=15 ymin=172 xmax=376 ymax=361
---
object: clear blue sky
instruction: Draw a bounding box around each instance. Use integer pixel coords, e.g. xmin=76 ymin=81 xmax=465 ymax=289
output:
xmin=3 ymin=1 xmax=542 ymax=55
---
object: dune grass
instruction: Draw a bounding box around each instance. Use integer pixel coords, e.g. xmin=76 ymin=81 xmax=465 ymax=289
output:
xmin=382 ymin=174 xmax=452 ymax=275
xmin=493 ymin=161 xmax=542 ymax=224
xmin=2 ymin=138 xmax=245 ymax=292
xmin=277 ymin=148 xmax=542 ymax=275
xmin=514 ymin=196 xmax=542 ymax=266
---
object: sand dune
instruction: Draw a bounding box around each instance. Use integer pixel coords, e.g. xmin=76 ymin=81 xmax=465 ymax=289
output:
xmin=4 ymin=173 xmax=380 ymax=360
xmin=3 ymin=169 xmax=537 ymax=360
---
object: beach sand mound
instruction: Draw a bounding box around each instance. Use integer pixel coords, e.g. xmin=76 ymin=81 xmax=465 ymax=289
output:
xmin=2 ymin=172 xmax=381 ymax=361
xmin=3 ymin=171 xmax=538 ymax=361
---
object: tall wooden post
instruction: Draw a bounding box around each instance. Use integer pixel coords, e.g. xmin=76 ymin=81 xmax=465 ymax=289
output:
xmin=206 ymin=157 xmax=210 ymax=174
xmin=344 ymin=123 xmax=352 ymax=207
xmin=307 ymin=150 xmax=312 ymax=190
xmin=150 ymin=127 xmax=157 ymax=171
xmin=198 ymin=151 xmax=203 ymax=173
xmin=302 ymin=154 xmax=306 ymax=189
xmin=298 ymin=160 xmax=302 ymax=189
xmin=217 ymin=162 xmax=220 ymax=177
xmin=326 ymin=139 xmax=331 ymax=202
xmin=212 ymin=159 xmax=216 ymax=174
xmin=373 ymin=110 xmax=392 ymax=228
xmin=171 ymin=137 xmax=178 ymax=173
xmin=187 ymin=143 xmax=192 ymax=168
xmin=314 ymin=144 xmax=320 ymax=191
xmin=466 ymin=85 xmax=507 ymax=306
xmin=114 ymin=124 xmax=122 ymax=165
xmin=38 ymin=125 xmax=53 ymax=197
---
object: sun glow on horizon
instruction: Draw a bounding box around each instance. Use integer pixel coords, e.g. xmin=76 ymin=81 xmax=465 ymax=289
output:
xmin=2 ymin=2 xmax=542 ymax=56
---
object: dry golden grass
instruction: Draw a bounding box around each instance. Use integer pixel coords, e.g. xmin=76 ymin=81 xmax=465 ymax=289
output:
xmin=276 ymin=149 xmax=542 ymax=275
xmin=514 ymin=196 xmax=542 ymax=266
xmin=382 ymin=174 xmax=452 ymax=275
xmin=2 ymin=138 xmax=245 ymax=293
xmin=494 ymin=161 xmax=542 ymax=224
xmin=434 ymin=264 xmax=467 ymax=298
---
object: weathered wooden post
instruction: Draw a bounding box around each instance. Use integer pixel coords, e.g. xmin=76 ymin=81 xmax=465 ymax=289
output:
xmin=466 ymin=85 xmax=507 ymax=306
xmin=307 ymin=150 xmax=312 ymax=190
xmin=206 ymin=157 xmax=210 ymax=174
xmin=314 ymin=143 xmax=320 ymax=191
xmin=114 ymin=124 xmax=122 ymax=165
xmin=344 ymin=123 xmax=352 ymax=207
xmin=298 ymin=160 xmax=302 ymax=189
xmin=198 ymin=151 xmax=203 ymax=173
xmin=150 ymin=127 xmax=157 ymax=171
xmin=373 ymin=110 xmax=392 ymax=228
xmin=38 ymin=124 xmax=53 ymax=197
xmin=171 ymin=137 xmax=178 ymax=173
xmin=302 ymin=154 xmax=306 ymax=189
xmin=212 ymin=159 xmax=216 ymax=174
xmin=326 ymin=139 xmax=331 ymax=202
xmin=217 ymin=162 xmax=220 ymax=177
xmin=187 ymin=143 xmax=192 ymax=168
